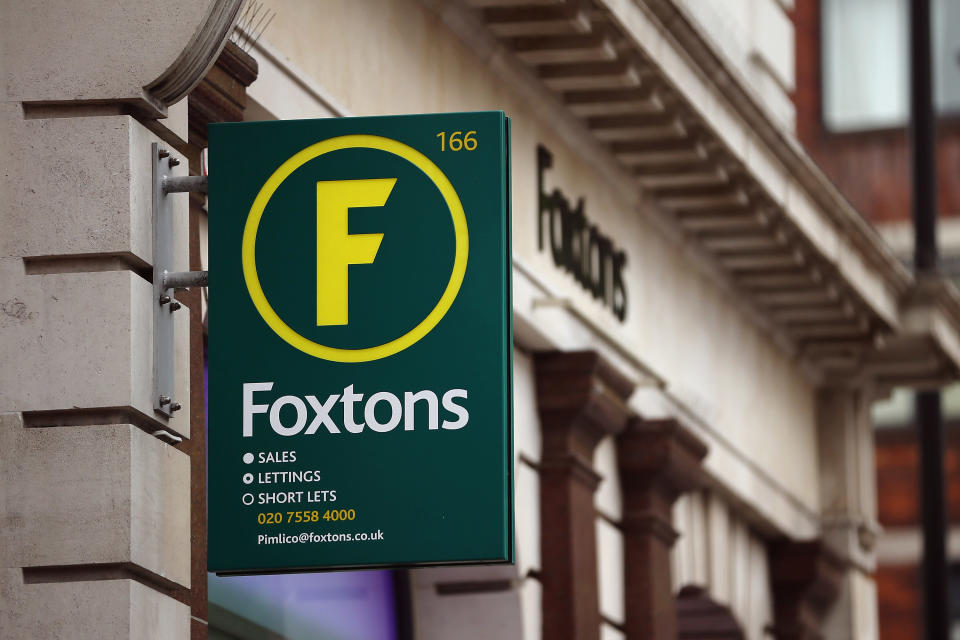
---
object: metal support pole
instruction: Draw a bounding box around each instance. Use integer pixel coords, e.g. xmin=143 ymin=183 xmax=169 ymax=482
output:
xmin=163 ymin=270 xmax=209 ymax=289
xmin=918 ymin=390 xmax=947 ymax=639
xmin=162 ymin=175 xmax=208 ymax=194
xmin=910 ymin=0 xmax=948 ymax=637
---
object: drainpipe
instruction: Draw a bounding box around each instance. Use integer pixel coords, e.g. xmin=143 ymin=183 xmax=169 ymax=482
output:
xmin=910 ymin=0 xmax=948 ymax=637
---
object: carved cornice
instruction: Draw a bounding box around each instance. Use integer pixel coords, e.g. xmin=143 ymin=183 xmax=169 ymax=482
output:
xmin=188 ymin=41 xmax=259 ymax=147
xmin=434 ymin=0 xmax=960 ymax=386
xmin=146 ymin=0 xmax=246 ymax=111
xmin=535 ymin=350 xmax=634 ymax=465
xmin=621 ymin=511 xmax=679 ymax=545
xmin=538 ymin=454 xmax=604 ymax=490
xmin=618 ymin=417 xmax=708 ymax=506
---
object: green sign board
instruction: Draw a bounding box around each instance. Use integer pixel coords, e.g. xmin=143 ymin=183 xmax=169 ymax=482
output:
xmin=207 ymin=112 xmax=513 ymax=574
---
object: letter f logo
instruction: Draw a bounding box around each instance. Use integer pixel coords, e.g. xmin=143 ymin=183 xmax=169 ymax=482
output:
xmin=315 ymin=178 xmax=396 ymax=326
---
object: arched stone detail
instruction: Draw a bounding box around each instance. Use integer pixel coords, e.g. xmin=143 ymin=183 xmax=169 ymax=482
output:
xmin=2 ymin=0 xmax=243 ymax=116
xmin=676 ymin=585 xmax=746 ymax=640
xmin=145 ymin=0 xmax=245 ymax=111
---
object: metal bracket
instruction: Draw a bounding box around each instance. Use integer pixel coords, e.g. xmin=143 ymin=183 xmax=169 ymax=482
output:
xmin=151 ymin=143 xmax=209 ymax=419
xmin=163 ymin=269 xmax=209 ymax=289
xmin=163 ymin=175 xmax=208 ymax=195
xmin=151 ymin=429 xmax=184 ymax=445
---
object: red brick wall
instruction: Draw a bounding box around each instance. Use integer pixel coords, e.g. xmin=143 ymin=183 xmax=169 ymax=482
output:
xmin=875 ymin=565 xmax=921 ymax=640
xmin=792 ymin=0 xmax=960 ymax=224
xmin=875 ymin=426 xmax=960 ymax=527
xmin=871 ymin=426 xmax=960 ymax=637
xmin=874 ymin=431 xmax=920 ymax=527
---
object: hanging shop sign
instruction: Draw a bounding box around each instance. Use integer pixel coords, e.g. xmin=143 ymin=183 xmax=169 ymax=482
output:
xmin=207 ymin=112 xmax=513 ymax=574
xmin=537 ymin=144 xmax=628 ymax=321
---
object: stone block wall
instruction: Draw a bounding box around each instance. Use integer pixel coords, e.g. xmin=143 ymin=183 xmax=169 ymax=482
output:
xmin=0 ymin=2 xmax=241 ymax=637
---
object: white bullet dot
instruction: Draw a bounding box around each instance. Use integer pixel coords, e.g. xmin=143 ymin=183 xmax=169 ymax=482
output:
xmin=242 ymin=453 xmax=254 ymax=464
xmin=243 ymin=473 xmax=254 ymax=485
xmin=242 ymin=493 xmax=254 ymax=505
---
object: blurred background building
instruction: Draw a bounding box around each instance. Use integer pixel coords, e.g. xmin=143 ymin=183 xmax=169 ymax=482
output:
xmin=4 ymin=1 xmax=960 ymax=639
xmin=793 ymin=0 xmax=960 ymax=637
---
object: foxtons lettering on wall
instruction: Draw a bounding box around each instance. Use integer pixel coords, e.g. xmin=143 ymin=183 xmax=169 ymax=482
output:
xmin=537 ymin=145 xmax=628 ymax=321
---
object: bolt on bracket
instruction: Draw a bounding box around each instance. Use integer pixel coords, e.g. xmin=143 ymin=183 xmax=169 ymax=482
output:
xmin=151 ymin=143 xmax=209 ymax=419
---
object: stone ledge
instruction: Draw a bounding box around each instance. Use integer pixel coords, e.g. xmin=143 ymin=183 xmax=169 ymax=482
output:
xmin=0 ymin=106 xmax=188 ymax=270
xmin=0 ymin=414 xmax=190 ymax=588
xmin=0 ymin=568 xmax=189 ymax=640
xmin=0 ymin=261 xmax=190 ymax=438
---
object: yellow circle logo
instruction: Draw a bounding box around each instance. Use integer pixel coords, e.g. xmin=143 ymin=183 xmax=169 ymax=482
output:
xmin=241 ymin=135 xmax=469 ymax=362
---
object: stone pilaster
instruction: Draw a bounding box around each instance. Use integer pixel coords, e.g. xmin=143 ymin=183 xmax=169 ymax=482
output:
xmin=816 ymin=388 xmax=881 ymax=638
xmin=535 ymin=351 xmax=634 ymax=640
xmin=617 ymin=417 xmax=707 ymax=640
xmin=0 ymin=2 xmax=241 ymax=638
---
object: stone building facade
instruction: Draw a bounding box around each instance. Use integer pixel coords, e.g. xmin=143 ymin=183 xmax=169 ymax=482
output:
xmin=3 ymin=1 xmax=960 ymax=639
xmin=793 ymin=0 xmax=960 ymax=637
